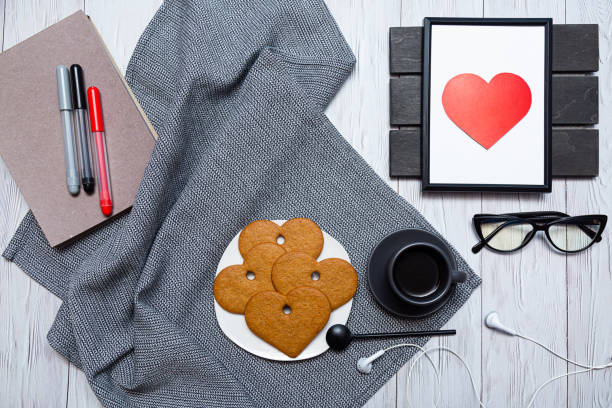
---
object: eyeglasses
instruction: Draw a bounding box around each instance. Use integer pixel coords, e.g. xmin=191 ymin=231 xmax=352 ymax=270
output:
xmin=472 ymin=212 xmax=607 ymax=254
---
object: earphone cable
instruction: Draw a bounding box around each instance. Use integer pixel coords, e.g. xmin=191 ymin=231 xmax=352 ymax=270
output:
xmin=517 ymin=333 xmax=612 ymax=407
xmin=382 ymin=343 xmax=442 ymax=408
xmin=384 ymin=335 xmax=612 ymax=408
xmin=517 ymin=333 xmax=612 ymax=370
xmin=526 ymin=367 xmax=593 ymax=408
xmin=404 ymin=346 xmax=486 ymax=408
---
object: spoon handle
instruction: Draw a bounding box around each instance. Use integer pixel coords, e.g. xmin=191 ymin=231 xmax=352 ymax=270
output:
xmin=353 ymin=329 xmax=456 ymax=339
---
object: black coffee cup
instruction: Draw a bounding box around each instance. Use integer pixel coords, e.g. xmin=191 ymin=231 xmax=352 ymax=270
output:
xmin=387 ymin=242 xmax=466 ymax=307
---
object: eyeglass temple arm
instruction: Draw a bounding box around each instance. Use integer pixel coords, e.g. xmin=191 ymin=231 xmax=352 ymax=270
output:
xmin=472 ymin=241 xmax=486 ymax=254
xmin=581 ymin=225 xmax=601 ymax=241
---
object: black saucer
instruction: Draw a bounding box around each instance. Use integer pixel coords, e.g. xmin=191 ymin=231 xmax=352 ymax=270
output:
xmin=367 ymin=229 xmax=457 ymax=318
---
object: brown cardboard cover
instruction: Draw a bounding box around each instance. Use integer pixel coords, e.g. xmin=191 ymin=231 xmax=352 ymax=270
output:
xmin=0 ymin=11 xmax=156 ymax=247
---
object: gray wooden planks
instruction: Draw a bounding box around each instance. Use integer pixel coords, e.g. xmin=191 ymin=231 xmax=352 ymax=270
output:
xmin=389 ymin=128 xmax=420 ymax=176
xmin=552 ymin=128 xmax=599 ymax=176
xmin=390 ymin=128 xmax=599 ymax=177
xmin=552 ymin=75 xmax=598 ymax=125
xmin=391 ymin=75 xmax=599 ymax=126
xmin=0 ymin=1 xmax=79 ymax=406
xmin=394 ymin=3 xmax=483 ymax=407
xmin=390 ymin=76 xmax=421 ymax=125
xmin=390 ymin=25 xmax=599 ymax=74
xmin=565 ymin=3 xmax=612 ymax=407
xmin=389 ymin=27 xmax=422 ymax=74
xmin=552 ymin=24 xmax=599 ymax=72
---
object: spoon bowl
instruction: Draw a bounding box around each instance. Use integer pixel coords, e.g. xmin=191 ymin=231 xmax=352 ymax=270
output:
xmin=326 ymin=324 xmax=353 ymax=351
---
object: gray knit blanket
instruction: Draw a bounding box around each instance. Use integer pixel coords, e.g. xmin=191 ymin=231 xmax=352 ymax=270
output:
xmin=3 ymin=1 xmax=480 ymax=406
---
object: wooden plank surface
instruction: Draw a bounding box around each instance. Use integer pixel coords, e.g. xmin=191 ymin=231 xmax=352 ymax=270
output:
xmin=326 ymin=2 xmax=402 ymax=405
xmin=0 ymin=2 xmax=160 ymax=408
xmin=390 ymin=24 xmax=599 ymax=74
xmin=1 ymin=1 xmax=610 ymax=408
xmin=390 ymin=77 xmax=421 ymax=125
xmin=395 ymin=2 xmax=483 ymax=408
xmin=391 ymin=75 xmax=599 ymax=126
xmin=552 ymin=128 xmax=599 ymax=176
xmin=327 ymin=0 xmax=401 ymax=188
xmin=553 ymin=24 xmax=599 ymax=72
xmin=552 ymin=75 xmax=599 ymax=125
xmin=389 ymin=27 xmax=422 ymax=74
xmin=0 ymin=0 xmax=4 ymax=51
xmin=390 ymin=128 xmax=599 ymax=177
xmin=565 ymin=1 xmax=612 ymax=407
xmin=480 ymin=3 xmax=568 ymax=408
xmin=0 ymin=1 xmax=82 ymax=406
xmin=389 ymin=128 xmax=420 ymax=177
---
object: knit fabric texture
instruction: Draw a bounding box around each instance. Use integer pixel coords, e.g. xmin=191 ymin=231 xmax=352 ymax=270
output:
xmin=3 ymin=1 xmax=481 ymax=407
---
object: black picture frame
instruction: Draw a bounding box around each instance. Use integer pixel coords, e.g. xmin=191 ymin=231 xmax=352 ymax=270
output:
xmin=421 ymin=17 xmax=552 ymax=193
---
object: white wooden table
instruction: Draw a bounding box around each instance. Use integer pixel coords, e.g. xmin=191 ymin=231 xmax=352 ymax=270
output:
xmin=1 ymin=1 xmax=610 ymax=407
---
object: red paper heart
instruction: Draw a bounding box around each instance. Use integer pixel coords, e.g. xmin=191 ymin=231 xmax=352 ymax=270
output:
xmin=441 ymin=73 xmax=532 ymax=149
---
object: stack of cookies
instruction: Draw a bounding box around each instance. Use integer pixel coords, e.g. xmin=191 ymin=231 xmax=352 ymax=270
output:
xmin=214 ymin=218 xmax=358 ymax=358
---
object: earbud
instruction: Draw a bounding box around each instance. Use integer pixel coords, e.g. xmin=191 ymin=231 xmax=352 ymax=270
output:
xmin=485 ymin=311 xmax=516 ymax=336
xmin=357 ymin=349 xmax=385 ymax=374
xmin=356 ymin=312 xmax=612 ymax=407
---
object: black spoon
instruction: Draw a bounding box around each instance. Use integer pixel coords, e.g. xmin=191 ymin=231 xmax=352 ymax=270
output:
xmin=326 ymin=324 xmax=456 ymax=351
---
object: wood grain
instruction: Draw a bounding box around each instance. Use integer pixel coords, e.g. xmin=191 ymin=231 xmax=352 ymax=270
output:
xmin=389 ymin=27 xmax=422 ymax=74
xmin=390 ymin=77 xmax=421 ymax=125
xmin=391 ymin=75 xmax=599 ymax=126
xmin=326 ymin=0 xmax=401 ymax=189
xmin=390 ymin=24 xmax=599 ymax=74
xmin=84 ymin=0 xmax=163 ymax=74
xmin=552 ymin=75 xmax=599 ymax=125
xmin=0 ymin=0 xmax=4 ymax=51
xmin=396 ymin=2 xmax=483 ymax=408
xmin=566 ymin=1 xmax=612 ymax=407
xmin=553 ymin=24 xmax=599 ymax=72
xmin=390 ymin=128 xmax=599 ymax=177
xmin=389 ymin=129 xmax=420 ymax=177
xmin=324 ymin=0 xmax=402 ymax=405
xmin=0 ymin=1 xmax=161 ymax=407
xmin=552 ymin=128 xmax=599 ymax=176
xmin=480 ymin=2 xmax=568 ymax=407
xmin=1 ymin=1 xmax=610 ymax=407
xmin=0 ymin=1 xmax=83 ymax=406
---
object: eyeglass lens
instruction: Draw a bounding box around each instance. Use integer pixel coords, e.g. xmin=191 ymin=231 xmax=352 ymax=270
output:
xmin=548 ymin=219 xmax=602 ymax=252
xmin=480 ymin=220 xmax=533 ymax=251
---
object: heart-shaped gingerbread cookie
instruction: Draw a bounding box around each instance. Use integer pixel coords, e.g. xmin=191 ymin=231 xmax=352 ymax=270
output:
xmin=271 ymin=252 xmax=358 ymax=309
xmin=244 ymin=287 xmax=331 ymax=358
xmin=238 ymin=218 xmax=324 ymax=259
xmin=213 ymin=243 xmax=285 ymax=313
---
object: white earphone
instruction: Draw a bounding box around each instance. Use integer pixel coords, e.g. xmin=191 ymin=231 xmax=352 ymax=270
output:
xmin=357 ymin=311 xmax=612 ymax=408
xmin=484 ymin=311 xmax=516 ymax=336
xmin=357 ymin=349 xmax=385 ymax=374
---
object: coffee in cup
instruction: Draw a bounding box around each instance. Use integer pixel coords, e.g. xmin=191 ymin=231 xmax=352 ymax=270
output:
xmin=387 ymin=242 xmax=466 ymax=307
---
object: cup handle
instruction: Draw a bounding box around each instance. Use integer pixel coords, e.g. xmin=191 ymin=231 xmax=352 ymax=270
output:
xmin=451 ymin=268 xmax=467 ymax=283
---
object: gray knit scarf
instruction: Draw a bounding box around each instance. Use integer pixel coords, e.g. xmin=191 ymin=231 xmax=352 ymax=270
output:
xmin=3 ymin=1 xmax=480 ymax=406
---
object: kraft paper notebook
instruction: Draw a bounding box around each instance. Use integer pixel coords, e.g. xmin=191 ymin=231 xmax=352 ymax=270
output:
xmin=0 ymin=11 xmax=156 ymax=247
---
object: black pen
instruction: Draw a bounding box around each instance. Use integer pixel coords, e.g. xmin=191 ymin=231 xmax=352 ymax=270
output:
xmin=70 ymin=64 xmax=95 ymax=193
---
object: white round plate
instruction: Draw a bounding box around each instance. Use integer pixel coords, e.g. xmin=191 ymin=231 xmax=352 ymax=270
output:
xmin=214 ymin=220 xmax=353 ymax=361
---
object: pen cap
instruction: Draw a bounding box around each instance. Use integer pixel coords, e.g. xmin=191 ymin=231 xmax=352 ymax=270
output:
xmin=56 ymin=65 xmax=72 ymax=111
xmin=87 ymin=86 xmax=104 ymax=132
xmin=70 ymin=64 xmax=87 ymax=109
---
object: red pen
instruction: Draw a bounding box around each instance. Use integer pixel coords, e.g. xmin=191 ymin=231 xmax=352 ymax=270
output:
xmin=87 ymin=86 xmax=113 ymax=216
